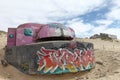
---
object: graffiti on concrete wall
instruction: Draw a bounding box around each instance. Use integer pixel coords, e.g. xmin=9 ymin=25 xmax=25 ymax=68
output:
xmin=36 ymin=47 xmax=95 ymax=74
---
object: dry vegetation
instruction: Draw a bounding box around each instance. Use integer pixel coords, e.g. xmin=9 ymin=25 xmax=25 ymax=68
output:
xmin=0 ymin=33 xmax=120 ymax=80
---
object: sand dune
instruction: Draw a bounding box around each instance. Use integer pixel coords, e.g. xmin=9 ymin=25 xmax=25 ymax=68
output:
xmin=0 ymin=34 xmax=120 ymax=80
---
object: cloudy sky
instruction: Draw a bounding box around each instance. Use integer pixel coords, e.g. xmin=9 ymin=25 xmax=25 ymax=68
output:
xmin=0 ymin=0 xmax=120 ymax=39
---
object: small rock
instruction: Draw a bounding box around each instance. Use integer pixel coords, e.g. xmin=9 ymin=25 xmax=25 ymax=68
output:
xmin=114 ymin=71 xmax=119 ymax=74
xmin=98 ymin=69 xmax=101 ymax=71
xmin=96 ymin=61 xmax=103 ymax=65
xmin=86 ymin=76 xmax=89 ymax=79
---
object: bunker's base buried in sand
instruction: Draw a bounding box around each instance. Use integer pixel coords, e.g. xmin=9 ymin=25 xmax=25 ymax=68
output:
xmin=4 ymin=41 xmax=95 ymax=74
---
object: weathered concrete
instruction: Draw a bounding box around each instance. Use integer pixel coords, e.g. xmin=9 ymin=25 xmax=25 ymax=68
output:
xmin=4 ymin=41 xmax=95 ymax=74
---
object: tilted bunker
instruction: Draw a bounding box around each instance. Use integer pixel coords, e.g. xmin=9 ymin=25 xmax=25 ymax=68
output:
xmin=2 ymin=23 xmax=95 ymax=74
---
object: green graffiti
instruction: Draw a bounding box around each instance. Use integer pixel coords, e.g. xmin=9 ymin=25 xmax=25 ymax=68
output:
xmin=24 ymin=28 xmax=33 ymax=36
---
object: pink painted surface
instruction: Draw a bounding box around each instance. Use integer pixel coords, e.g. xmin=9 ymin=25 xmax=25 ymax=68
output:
xmin=37 ymin=25 xmax=49 ymax=39
xmin=7 ymin=28 xmax=16 ymax=47
xmin=38 ymin=25 xmax=61 ymax=38
xmin=16 ymin=28 xmax=33 ymax=46
xmin=38 ymin=24 xmax=74 ymax=38
xmin=7 ymin=23 xmax=75 ymax=47
xmin=15 ymin=23 xmax=44 ymax=46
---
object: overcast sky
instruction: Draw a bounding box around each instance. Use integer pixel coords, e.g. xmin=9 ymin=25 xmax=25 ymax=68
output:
xmin=0 ymin=0 xmax=120 ymax=39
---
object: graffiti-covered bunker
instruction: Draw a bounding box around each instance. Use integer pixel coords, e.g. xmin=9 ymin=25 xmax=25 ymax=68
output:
xmin=2 ymin=23 xmax=95 ymax=74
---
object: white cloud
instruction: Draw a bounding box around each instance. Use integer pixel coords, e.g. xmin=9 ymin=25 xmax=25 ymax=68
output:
xmin=91 ymin=26 xmax=120 ymax=39
xmin=90 ymin=19 xmax=120 ymax=39
xmin=106 ymin=0 xmax=120 ymax=20
xmin=105 ymin=28 xmax=120 ymax=39
xmin=48 ymin=0 xmax=105 ymax=19
xmin=91 ymin=0 xmax=120 ymax=39
xmin=92 ymin=26 xmax=106 ymax=34
xmin=0 ymin=0 xmax=58 ymax=31
xmin=68 ymin=20 xmax=94 ymax=37
xmin=0 ymin=0 xmax=119 ymax=40
xmin=113 ymin=0 xmax=120 ymax=7
xmin=95 ymin=20 xmax=113 ymax=26
xmin=0 ymin=0 xmax=105 ymax=31
xmin=89 ymin=25 xmax=120 ymax=39
xmin=107 ymin=9 xmax=120 ymax=20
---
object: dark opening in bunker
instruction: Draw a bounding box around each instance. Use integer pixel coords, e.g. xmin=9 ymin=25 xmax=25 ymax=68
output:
xmin=35 ymin=37 xmax=73 ymax=42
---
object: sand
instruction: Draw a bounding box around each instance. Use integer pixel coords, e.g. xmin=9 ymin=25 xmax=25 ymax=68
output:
xmin=0 ymin=34 xmax=120 ymax=80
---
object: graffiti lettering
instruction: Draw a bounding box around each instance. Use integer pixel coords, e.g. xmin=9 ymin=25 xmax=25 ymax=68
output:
xmin=36 ymin=47 xmax=95 ymax=73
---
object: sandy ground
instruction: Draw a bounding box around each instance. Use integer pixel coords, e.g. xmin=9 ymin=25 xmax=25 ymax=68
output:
xmin=0 ymin=34 xmax=120 ymax=80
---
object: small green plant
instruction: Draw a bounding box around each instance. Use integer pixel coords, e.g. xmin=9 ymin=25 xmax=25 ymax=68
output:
xmin=21 ymin=63 xmax=29 ymax=71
